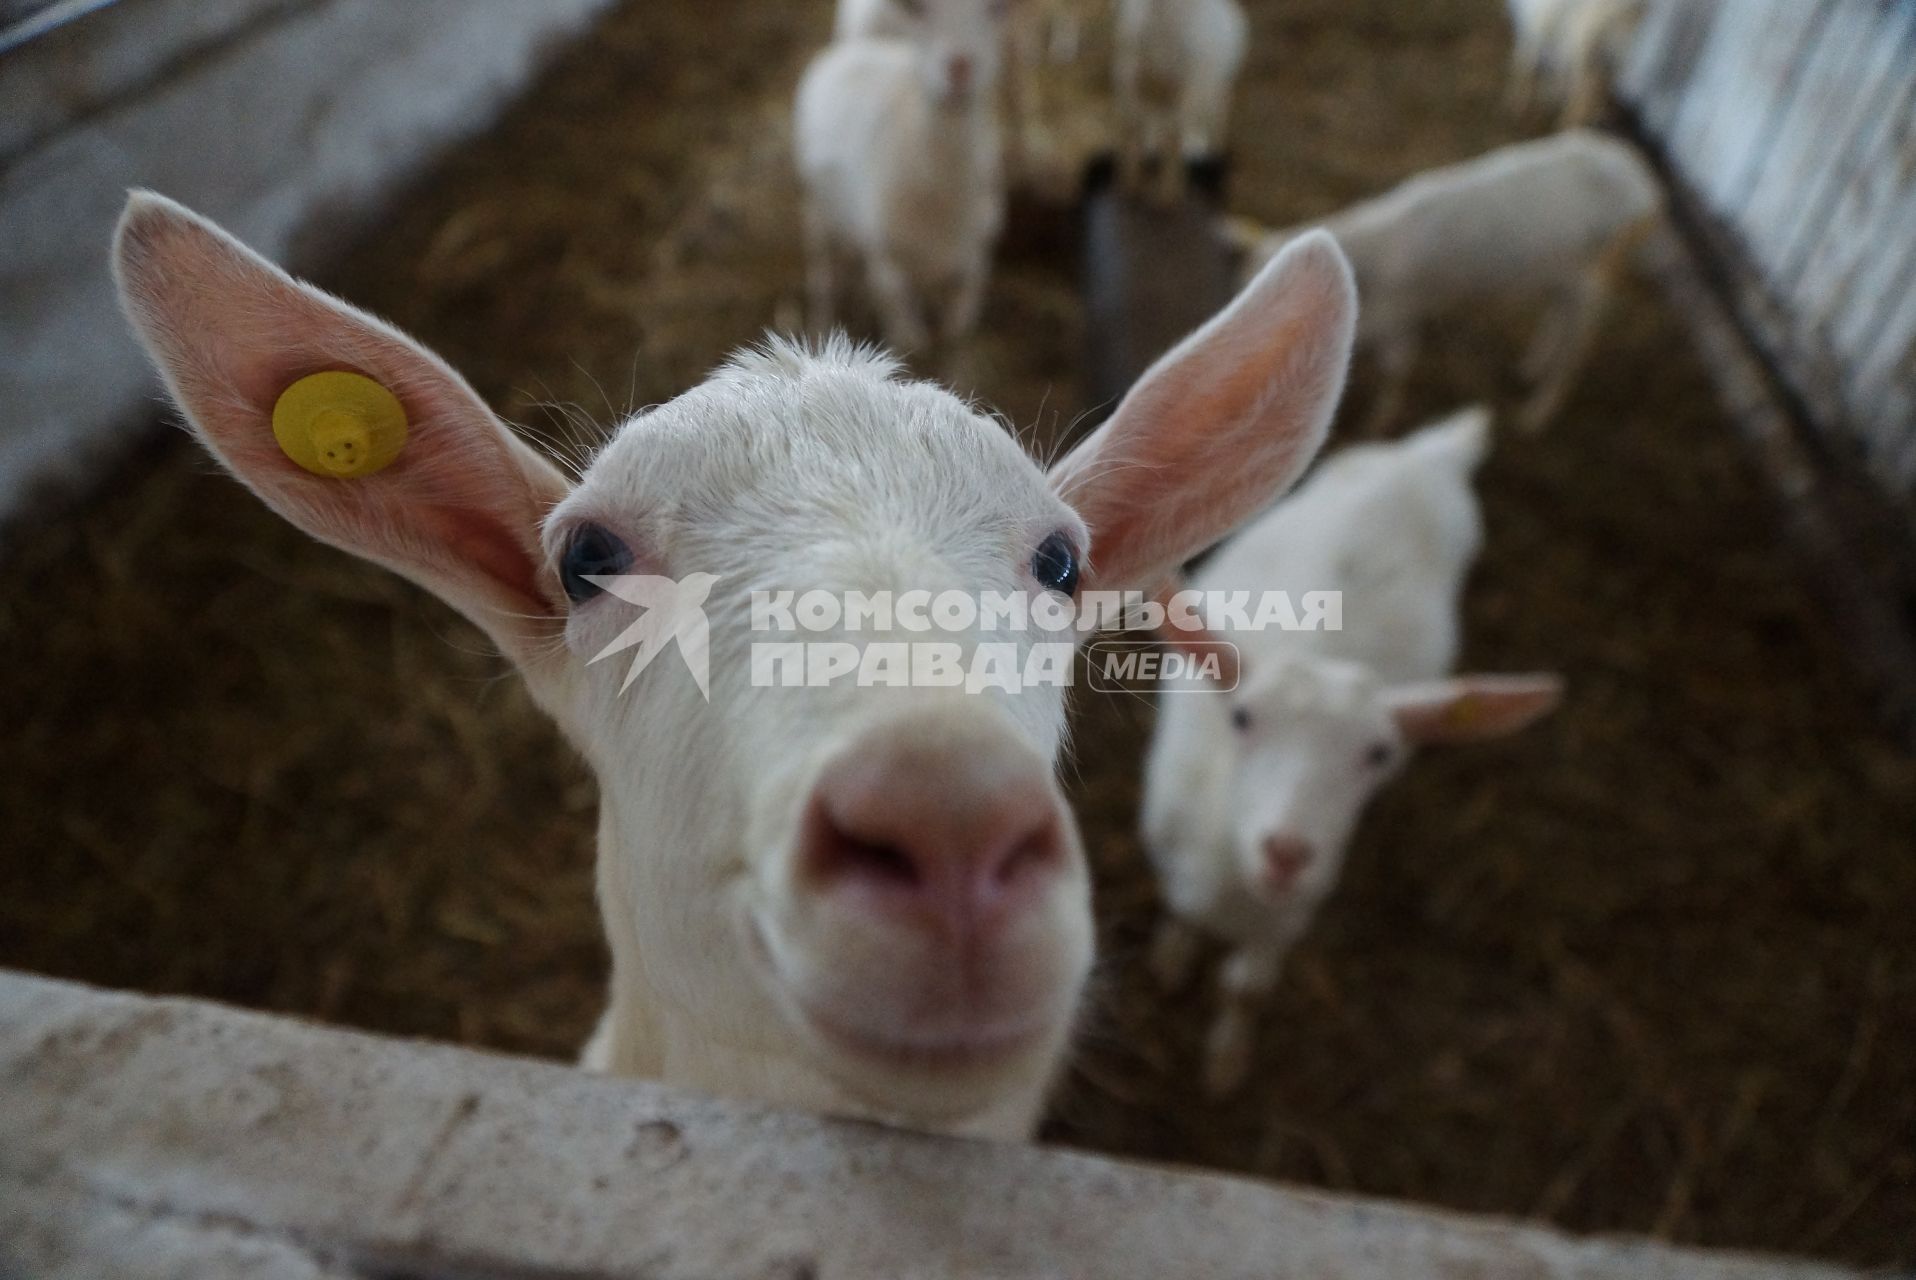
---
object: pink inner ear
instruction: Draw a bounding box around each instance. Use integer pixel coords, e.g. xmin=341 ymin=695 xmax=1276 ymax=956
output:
xmin=1393 ymin=676 xmax=1564 ymax=745
xmin=207 ymin=371 xmax=563 ymax=621
xmin=1068 ymin=316 xmax=1325 ymax=590
xmin=115 ymin=196 xmax=571 ymax=638
xmin=423 ymin=502 xmax=552 ymax=615
xmin=1051 ymin=231 xmax=1354 ymax=595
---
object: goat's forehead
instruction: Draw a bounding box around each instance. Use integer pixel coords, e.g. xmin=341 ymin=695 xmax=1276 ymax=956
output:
xmin=577 ymin=361 xmax=1049 ymax=518
xmin=1245 ymin=659 xmax=1386 ymax=720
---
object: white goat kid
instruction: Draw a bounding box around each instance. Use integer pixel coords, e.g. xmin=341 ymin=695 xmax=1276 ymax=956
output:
xmin=1114 ymin=0 xmax=1248 ymax=199
xmin=1506 ymin=0 xmax=1646 ymax=126
xmin=834 ymin=0 xmax=1068 ymax=174
xmin=1236 ymin=130 xmax=1662 ymax=433
xmin=114 ymin=193 xmax=1358 ymax=1140
xmin=799 ymin=0 xmax=1008 ymax=351
xmin=1142 ymin=409 xmax=1562 ymax=1098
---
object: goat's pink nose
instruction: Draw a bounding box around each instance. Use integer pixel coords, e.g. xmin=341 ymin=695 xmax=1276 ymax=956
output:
xmin=1262 ymin=835 xmax=1314 ymax=890
xmin=801 ymin=723 xmax=1069 ymax=929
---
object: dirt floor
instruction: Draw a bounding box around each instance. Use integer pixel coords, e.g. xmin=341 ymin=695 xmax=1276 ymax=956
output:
xmin=3 ymin=0 xmax=1913 ymax=1266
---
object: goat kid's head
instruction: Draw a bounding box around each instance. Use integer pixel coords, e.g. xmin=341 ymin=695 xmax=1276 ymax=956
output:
xmin=1215 ymin=656 xmax=1562 ymax=905
xmin=886 ymin=0 xmax=1010 ymax=105
xmin=113 ymin=192 xmax=1355 ymax=1134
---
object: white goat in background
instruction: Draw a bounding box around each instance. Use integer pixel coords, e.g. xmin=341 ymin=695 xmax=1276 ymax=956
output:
xmin=114 ymin=192 xmax=1357 ymax=1139
xmin=1143 ymin=408 xmax=1562 ymax=1097
xmin=1233 ymin=129 xmax=1663 ymax=432
xmin=799 ymin=0 xmax=1010 ymax=350
xmin=1115 ymin=0 xmax=1248 ymax=199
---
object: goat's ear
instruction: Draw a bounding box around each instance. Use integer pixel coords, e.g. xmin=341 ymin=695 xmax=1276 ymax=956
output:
xmin=1387 ymin=674 xmax=1565 ymax=745
xmin=1048 ymin=229 xmax=1356 ymax=594
xmin=112 ymin=192 xmax=570 ymax=667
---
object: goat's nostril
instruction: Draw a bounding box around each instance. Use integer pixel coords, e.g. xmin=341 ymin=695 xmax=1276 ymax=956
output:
xmin=802 ymin=808 xmax=927 ymax=891
xmin=840 ymin=836 xmax=922 ymax=887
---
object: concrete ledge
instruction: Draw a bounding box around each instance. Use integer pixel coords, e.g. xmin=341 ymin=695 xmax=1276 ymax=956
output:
xmin=0 ymin=971 xmax=1856 ymax=1280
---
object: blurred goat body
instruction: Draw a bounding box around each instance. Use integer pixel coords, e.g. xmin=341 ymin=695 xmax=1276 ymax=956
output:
xmin=1141 ymin=410 xmax=1562 ymax=1096
xmin=800 ymin=2 xmax=1008 ymax=350
xmin=1114 ymin=0 xmax=1248 ymax=199
xmin=1506 ymin=0 xmax=1646 ymax=126
xmin=1238 ymin=129 xmax=1663 ymax=432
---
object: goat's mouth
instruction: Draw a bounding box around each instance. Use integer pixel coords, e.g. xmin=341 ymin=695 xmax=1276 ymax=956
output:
xmin=747 ymin=910 xmax=1055 ymax=1074
xmin=795 ymin=996 xmax=1050 ymax=1073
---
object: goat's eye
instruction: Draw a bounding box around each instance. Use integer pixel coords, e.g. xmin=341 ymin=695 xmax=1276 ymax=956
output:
xmin=1230 ymin=707 xmax=1252 ymax=732
xmin=1364 ymin=741 xmax=1393 ymax=768
xmin=1030 ymin=531 xmax=1079 ymax=596
xmin=560 ymin=523 xmax=633 ymax=604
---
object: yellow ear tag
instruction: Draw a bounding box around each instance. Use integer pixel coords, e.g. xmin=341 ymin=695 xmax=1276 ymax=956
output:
xmin=273 ymin=371 xmax=407 ymax=478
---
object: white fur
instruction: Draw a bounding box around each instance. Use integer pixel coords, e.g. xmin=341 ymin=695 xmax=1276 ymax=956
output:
xmin=1114 ymin=0 xmax=1248 ymax=196
xmin=797 ymin=1 xmax=1008 ymax=350
xmin=1142 ymin=409 xmax=1555 ymax=1095
xmin=1242 ymin=130 xmax=1662 ymax=431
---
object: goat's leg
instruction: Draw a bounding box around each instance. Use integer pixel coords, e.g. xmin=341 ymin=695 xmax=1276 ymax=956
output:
xmin=1115 ymin=49 xmax=1147 ymax=191
xmin=865 ymin=250 xmax=931 ymax=352
xmin=579 ymin=1007 xmax=616 ymax=1072
xmin=1522 ymin=286 xmax=1574 ymax=385
xmin=1004 ymin=7 xmax=1048 ymax=180
xmin=1181 ymin=72 xmax=1233 ymax=164
xmin=942 ymin=251 xmax=991 ymax=342
xmin=803 ymin=199 xmax=838 ymax=337
xmin=1150 ymin=916 xmax=1204 ymax=993
xmin=1518 ymin=252 xmax=1621 ymax=431
xmin=1561 ymin=43 xmax=1609 ymax=127
xmin=1153 ymin=108 xmax=1188 ymax=204
xmin=1202 ymin=945 xmax=1285 ymax=1098
xmin=1361 ymin=323 xmax=1419 ymax=436
xmin=1558 ymin=0 xmax=1630 ymax=126
xmin=1505 ymin=35 xmax=1542 ymax=115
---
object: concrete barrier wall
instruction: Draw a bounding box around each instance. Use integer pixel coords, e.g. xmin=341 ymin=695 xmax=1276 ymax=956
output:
xmin=0 ymin=971 xmax=1858 ymax=1280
